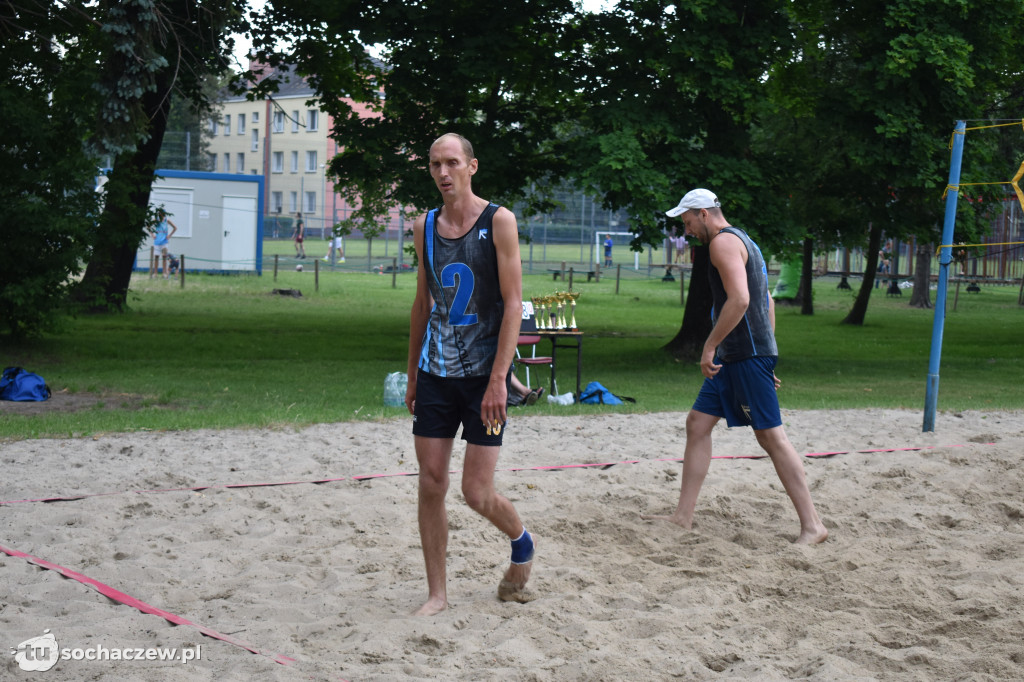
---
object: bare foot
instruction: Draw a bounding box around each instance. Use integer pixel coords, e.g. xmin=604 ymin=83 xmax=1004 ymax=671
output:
xmin=794 ymin=524 xmax=829 ymax=545
xmin=639 ymin=513 xmax=693 ymax=530
xmin=412 ymin=596 xmax=447 ymax=616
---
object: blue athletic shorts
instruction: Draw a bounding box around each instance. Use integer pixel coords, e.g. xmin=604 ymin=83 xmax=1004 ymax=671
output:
xmin=691 ymin=355 xmax=782 ymax=430
xmin=412 ymin=369 xmax=510 ymax=446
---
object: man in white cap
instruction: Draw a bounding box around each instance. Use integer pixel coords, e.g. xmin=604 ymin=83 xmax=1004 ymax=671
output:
xmin=644 ymin=189 xmax=828 ymax=544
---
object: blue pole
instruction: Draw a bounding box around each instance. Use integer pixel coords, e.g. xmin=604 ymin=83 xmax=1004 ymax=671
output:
xmin=923 ymin=120 xmax=965 ymax=432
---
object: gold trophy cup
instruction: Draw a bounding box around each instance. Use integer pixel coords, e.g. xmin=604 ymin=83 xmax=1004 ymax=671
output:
xmin=532 ymin=297 xmax=546 ymax=330
xmin=567 ymin=291 xmax=580 ymax=330
xmin=552 ymin=292 xmax=562 ymax=329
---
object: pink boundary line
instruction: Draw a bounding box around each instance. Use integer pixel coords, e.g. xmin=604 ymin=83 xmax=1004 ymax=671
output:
xmin=0 ymin=444 xmax=985 ymax=507
xmin=0 ymin=543 xmax=296 ymax=666
xmin=0 ymin=476 xmax=352 ymax=506
xmin=496 ymin=444 xmax=979 ymax=473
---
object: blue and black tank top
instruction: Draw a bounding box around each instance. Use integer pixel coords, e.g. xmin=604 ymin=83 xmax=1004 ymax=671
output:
xmin=418 ymin=203 xmax=504 ymax=378
xmin=708 ymin=226 xmax=778 ymax=363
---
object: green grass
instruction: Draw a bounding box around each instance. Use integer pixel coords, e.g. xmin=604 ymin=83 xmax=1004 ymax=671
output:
xmin=1 ymin=268 xmax=1020 ymax=440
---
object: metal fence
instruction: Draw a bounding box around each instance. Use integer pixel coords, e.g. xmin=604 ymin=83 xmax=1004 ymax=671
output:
xmin=263 ymin=193 xmax=1024 ymax=283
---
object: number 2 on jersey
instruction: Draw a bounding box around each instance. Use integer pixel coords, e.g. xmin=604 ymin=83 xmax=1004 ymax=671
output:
xmin=441 ymin=263 xmax=478 ymax=326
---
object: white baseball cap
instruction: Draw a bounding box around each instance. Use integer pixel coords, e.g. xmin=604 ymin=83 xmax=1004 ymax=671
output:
xmin=666 ymin=188 xmax=720 ymax=217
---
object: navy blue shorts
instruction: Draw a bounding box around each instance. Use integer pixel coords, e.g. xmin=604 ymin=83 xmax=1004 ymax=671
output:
xmin=691 ymin=356 xmax=782 ymax=430
xmin=412 ymin=370 xmax=510 ymax=446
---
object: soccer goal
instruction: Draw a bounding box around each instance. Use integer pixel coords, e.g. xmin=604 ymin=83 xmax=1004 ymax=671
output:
xmin=595 ymin=231 xmax=640 ymax=270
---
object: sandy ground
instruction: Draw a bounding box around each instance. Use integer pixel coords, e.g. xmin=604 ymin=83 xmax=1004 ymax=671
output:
xmin=1 ymin=408 xmax=1022 ymax=681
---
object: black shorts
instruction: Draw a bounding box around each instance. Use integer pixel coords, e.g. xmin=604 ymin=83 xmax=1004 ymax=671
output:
xmin=412 ymin=369 xmax=510 ymax=446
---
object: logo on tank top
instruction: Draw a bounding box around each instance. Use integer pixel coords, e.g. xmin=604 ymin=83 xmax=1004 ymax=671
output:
xmin=478 ymin=229 xmax=488 ymax=240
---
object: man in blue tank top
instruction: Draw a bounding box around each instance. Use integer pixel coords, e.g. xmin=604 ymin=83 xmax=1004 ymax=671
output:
xmin=405 ymin=133 xmax=535 ymax=615
xmin=643 ymin=188 xmax=828 ymax=545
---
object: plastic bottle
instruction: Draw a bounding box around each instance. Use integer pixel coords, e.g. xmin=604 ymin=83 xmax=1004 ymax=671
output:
xmin=383 ymin=372 xmax=407 ymax=407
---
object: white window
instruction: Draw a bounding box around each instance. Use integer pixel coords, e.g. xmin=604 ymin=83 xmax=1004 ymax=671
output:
xmin=305 ymin=192 xmax=316 ymax=213
xmin=207 ymin=153 xmax=217 ymax=171
xmin=291 ymin=110 xmax=300 ymax=132
xmin=209 ymin=119 xmax=218 ymax=136
xmin=223 ymin=114 xmax=231 ymax=135
xmin=237 ymin=113 xmax=245 ymax=134
xmin=252 ymin=111 xmax=259 ymax=125
xmin=272 ymin=111 xmax=284 ymax=133
xmin=289 ymin=191 xmax=298 ymax=212
xmin=307 ymin=110 xmax=318 ymax=131
xmin=223 ymin=153 xmax=230 ymax=173
xmin=290 ymin=151 xmax=299 ymax=173
xmin=250 ymin=129 xmax=259 ymax=151
xmin=272 ymin=191 xmax=283 ymax=213
xmin=272 ymin=151 xmax=283 ymax=173
xmin=305 ymin=151 xmax=317 ymax=172
xmin=236 ymin=153 xmax=245 ymax=173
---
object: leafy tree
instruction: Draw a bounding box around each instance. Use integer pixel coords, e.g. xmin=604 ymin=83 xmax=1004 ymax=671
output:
xmin=570 ymin=0 xmax=797 ymax=358
xmin=74 ymin=0 xmax=246 ymax=312
xmin=765 ymin=0 xmax=1024 ymax=324
xmin=251 ymin=0 xmax=588 ymax=242
xmin=1 ymin=0 xmax=247 ymax=324
xmin=0 ymin=0 xmax=102 ymax=336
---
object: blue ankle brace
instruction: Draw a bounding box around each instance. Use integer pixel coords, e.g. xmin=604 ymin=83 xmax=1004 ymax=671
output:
xmin=510 ymin=529 xmax=534 ymax=565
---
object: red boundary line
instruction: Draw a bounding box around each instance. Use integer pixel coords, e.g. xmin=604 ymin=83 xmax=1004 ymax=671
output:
xmin=0 ymin=543 xmax=296 ymax=666
xmin=0 ymin=444 xmax=986 ymax=507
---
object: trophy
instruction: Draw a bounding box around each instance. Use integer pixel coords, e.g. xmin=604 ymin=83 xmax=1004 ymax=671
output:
xmin=567 ymin=291 xmax=580 ymax=330
xmin=546 ymin=295 xmax=558 ymax=330
xmin=531 ymin=297 xmax=546 ymax=330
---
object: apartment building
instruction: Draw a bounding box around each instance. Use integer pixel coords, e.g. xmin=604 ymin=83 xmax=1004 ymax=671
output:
xmin=205 ymin=59 xmax=413 ymax=250
xmin=206 ymin=62 xmax=336 ymax=237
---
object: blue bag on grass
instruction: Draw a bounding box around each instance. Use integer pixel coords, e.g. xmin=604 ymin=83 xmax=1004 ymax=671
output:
xmin=0 ymin=367 xmax=51 ymax=402
xmin=579 ymin=381 xmax=634 ymax=405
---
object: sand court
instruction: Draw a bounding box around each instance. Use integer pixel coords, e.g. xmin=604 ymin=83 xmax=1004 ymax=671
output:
xmin=2 ymin=409 xmax=1022 ymax=680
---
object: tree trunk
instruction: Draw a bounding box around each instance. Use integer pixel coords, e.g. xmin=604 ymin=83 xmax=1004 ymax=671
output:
xmin=799 ymin=235 xmax=814 ymax=316
xmin=74 ymin=69 xmax=173 ymax=311
xmin=841 ymin=222 xmax=883 ymax=325
xmin=663 ymin=245 xmax=713 ymax=361
xmin=909 ymin=241 xmax=933 ymax=308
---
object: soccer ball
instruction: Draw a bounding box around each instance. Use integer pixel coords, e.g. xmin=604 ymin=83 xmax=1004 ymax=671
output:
xmin=295 ymin=264 xmax=303 ymax=272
